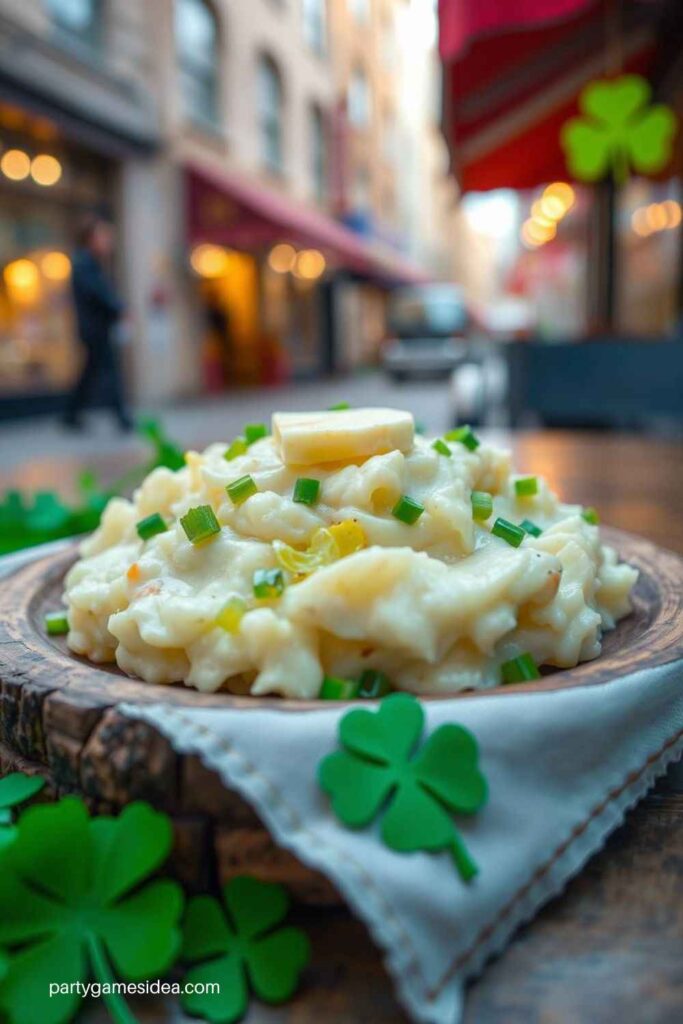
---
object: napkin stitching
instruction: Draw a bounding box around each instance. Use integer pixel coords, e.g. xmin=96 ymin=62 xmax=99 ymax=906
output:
xmin=428 ymin=720 xmax=683 ymax=999
xmin=148 ymin=704 xmax=427 ymax=988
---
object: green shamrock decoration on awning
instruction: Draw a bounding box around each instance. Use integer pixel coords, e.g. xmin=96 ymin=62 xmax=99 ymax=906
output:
xmin=318 ymin=693 xmax=487 ymax=881
xmin=561 ymin=73 xmax=677 ymax=184
xmin=181 ymin=876 xmax=311 ymax=1023
xmin=0 ymin=772 xmax=44 ymax=828
xmin=0 ymin=798 xmax=183 ymax=1024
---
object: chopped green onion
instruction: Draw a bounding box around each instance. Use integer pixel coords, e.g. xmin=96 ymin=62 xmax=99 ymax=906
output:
xmin=514 ymin=476 xmax=538 ymax=497
xmin=471 ymin=491 xmax=493 ymax=521
xmin=491 ymin=517 xmax=526 ymax=548
xmin=520 ymin=518 xmax=542 ymax=537
xmin=226 ymin=474 xmax=257 ymax=506
xmin=320 ymin=675 xmax=360 ymax=700
xmin=224 ymin=437 xmax=248 ymax=461
xmin=582 ymin=507 xmax=600 ymax=525
xmin=180 ymin=505 xmax=220 ymax=544
xmin=215 ymin=596 xmax=247 ymax=633
xmin=444 ymin=425 xmax=480 ymax=451
xmin=391 ymin=495 xmax=425 ymax=525
xmin=253 ymin=567 xmax=285 ymax=600
xmin=414 ymin=421 xmax=426 ymax=435
xmin=358 ymin=670 xmax=392 ymax=699
xmin=136 ymin=512 xmax=167 ymax=541
xmin=501 ymin=652 xmax=541 ymax=684
xmin=432 ymin=438 xmax=452 ymax=457
xmin=45 ymin=611 xmax=69 ymax=636
xmin=293 ymin=477 xmax=321 ymax=506
xmin=244 ymin=423 xmax=268 ymax=445
xmin=328 ymin=401 xmax=350 ymax=411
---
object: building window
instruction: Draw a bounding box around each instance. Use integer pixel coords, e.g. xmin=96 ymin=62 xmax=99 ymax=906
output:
xmin=350 ymin=0 xmax=370 ymax=25
xmin=310 ymin=104 xmax=327 ymax=203
xmin=176 ymin=0 xmax=220 ymax=128
xmin=303 ymin=0 xmax=326 ymax=55
xmin=348 ymin=67 xmax=370 ymax=128
xmin=45 ymin=0 xmax=101 ymax=46
xmin=258 ymin=55 xmax=284 ymax=173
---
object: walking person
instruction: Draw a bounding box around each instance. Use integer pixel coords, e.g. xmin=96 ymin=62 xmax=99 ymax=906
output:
xmin=63 ymin=214 xmax=133 ymax=431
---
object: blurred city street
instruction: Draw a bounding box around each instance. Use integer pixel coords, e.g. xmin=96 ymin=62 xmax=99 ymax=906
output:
xmin=0 ymin=370 xmax=455 ymax=489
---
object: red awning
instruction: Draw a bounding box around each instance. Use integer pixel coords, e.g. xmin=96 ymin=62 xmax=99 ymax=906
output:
xmin=439 ymin=0 xmax=659 ymax=192
xmin=185 ymin=161 xmax=428 ymax=285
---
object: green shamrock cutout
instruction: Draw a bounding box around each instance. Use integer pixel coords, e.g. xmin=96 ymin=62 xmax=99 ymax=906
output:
xmin=0 ymin=772 xmax=45 ymax=827
xmin=0 ymin=797 xmax=183 ymax=1024
xmin=318 ymin=693 xmax=487 ymax=881
xmin=182 ymin=876 xmax=310 ymax=1023
xmin=561 ymin=74 xmax=677 ymax=183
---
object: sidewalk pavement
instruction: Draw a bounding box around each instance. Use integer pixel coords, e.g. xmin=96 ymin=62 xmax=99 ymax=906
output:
xmin=0 ymin=373 xmax=455 ymax=493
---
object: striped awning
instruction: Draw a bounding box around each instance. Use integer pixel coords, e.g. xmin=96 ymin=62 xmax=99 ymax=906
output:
xmin=439 ymin=0 xmax=659 ymax=192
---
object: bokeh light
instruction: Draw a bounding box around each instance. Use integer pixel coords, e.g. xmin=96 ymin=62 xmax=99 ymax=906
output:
xmin=41 ymin=251 xmax=71 ymax=281
xmin=1 ymin=149 xmax=30 ymax=181
xmin=543 ymin=182 xmax=575 ymax=212
xmin=190 ymin=244 xmax=229 ymax=278
xmin=31 ymin=154 xmax=62 ymax=187
xmin=4 ymin=258 xmax=40 ymax=301
xmin=521 ymin=218 xmax=556 ymax=248
xmin=268 ymin=243 xmax=297 ymax=273
xmin=293 ymin=249 xmax=326 ymax=280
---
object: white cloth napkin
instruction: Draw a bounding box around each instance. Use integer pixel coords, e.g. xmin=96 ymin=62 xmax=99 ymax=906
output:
xmin=121 ymin=662 xmax=683 ymax=1024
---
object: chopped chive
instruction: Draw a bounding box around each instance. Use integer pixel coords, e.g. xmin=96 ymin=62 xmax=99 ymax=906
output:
xmin=514 ymin=476 xmax=538 ymax=497
xmin=391 ymin=495 xmax=424 ymax=525
xmin=224 ymin=437 xmax=248 ymax=461
xmin=253 ymin=567 xmax=285 ymax=600
xmin=358 ymin=670 xmax=392 ymax=699
xmin=491 ymin=516 xmax=526 ymax=548
xmin=226 ymin=474 xmax=257 ymax=506
xmin=320 ymin=675 xmax=360 ymax=700
xmin=520 ymin=518 xmax=543 ymax=537
xmin=471 ymin=491 xmax=493 ymax=521
xmin=180 ymin=505 xmax=220 ymax=544
xmin=45 ymin=611 xmax=69 ymax=636
xmin=501 ymin=652 xmax=540 ymax=684
xmin=444 ymin=425 xmax=480 ymax=451
xmin=136 ymin=512 xmax=168 ymax=541
xmin=582 ymin=507 xmax=600 ymax=525
xmin=244 ymin=423 xmax=268 ymax=445
xmin=328 ymin=401 xmax=350 ymax=410
xmin=293 ymin=477 xmax=320 ymax=506
xmin=432 ymin=438 xmax=452 ymax=457
xmin=215 ymin=596 xmax=247 ymax=633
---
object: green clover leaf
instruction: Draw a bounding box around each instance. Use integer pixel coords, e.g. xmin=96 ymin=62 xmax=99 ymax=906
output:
xmin=0 ymin=797 xmax=183 ymax=1024
xmin=0 ymin=773 xmax=45 ymax=827
xmin=181 ymin=876 xmax=310 ymax=1023
xmin=318 ymin=693 xmax=487 ymax=881
xmin=561 ymin=73 xmax=677 ymax=183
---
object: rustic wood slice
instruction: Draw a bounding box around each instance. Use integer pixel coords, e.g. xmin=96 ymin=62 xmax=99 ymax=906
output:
xmin=1 ymin=528 xmax=682 ymax=904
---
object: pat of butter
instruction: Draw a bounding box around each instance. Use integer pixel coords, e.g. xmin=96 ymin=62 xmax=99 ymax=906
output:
xmin=272 ymin=408 xmax=415 ymax=465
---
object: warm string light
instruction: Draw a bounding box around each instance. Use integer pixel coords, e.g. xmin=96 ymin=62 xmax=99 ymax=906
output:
xmin=521 ymin=181 xmax=575 ymax=249
xmin=0 ymin=148 xmax=63 ymax=186
xmin=631 ymin=199 xmax=681 ymax=237
xmin=190 ymin=243 xmax=327 ymax=281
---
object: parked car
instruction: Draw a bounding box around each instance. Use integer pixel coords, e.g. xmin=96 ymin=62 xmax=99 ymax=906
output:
xmin=382 ymin=284 xmax=471 ymax=381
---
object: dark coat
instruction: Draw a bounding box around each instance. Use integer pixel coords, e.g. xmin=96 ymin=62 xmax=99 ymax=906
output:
xmin=71 ymin=249 xmax=123 ymax=348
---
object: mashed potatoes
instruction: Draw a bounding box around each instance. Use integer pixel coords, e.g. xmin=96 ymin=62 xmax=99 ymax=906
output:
xmin=64 ymin=409 xmax=637 ymax=698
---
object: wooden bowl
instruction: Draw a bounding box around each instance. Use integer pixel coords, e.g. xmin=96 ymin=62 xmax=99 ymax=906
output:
xmin=1 ymin=529 xmax=681 ymax=902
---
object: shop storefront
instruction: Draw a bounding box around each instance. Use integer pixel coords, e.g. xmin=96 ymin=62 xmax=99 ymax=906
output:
xmin=185 ymin=163 xmax=426 ymax=391
xmin=0 ymin=103 xmax=116 ymax=416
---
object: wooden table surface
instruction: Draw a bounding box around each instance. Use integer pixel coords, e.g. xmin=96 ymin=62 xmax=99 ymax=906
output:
xmin=4 ymin=430 xmax=683 ymax=1024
